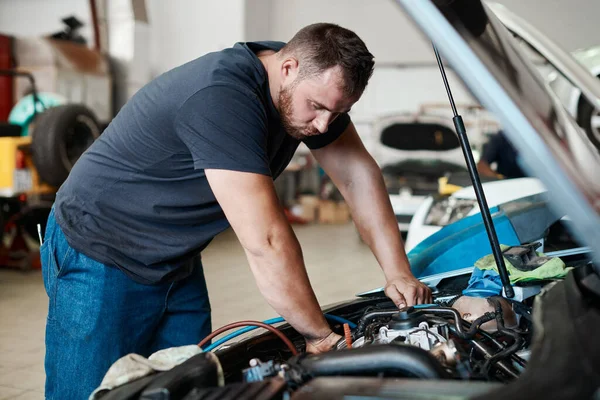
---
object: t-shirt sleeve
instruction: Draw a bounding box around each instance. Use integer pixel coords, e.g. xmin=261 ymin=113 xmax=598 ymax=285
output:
xmin=302 ymin=112 xmax=352 ymax=150
xmin=174 ymin=85 xmax=271 ymax=176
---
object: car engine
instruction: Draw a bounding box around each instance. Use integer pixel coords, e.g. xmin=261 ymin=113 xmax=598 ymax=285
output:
xmin=236 ymin=296 xmax=529 ymax=388
xmin=339 ymin=308 xmax=452 ymax=350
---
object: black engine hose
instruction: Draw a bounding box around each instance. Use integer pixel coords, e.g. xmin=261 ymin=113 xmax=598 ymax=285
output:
xmin=363 ymin=321 xmax=385 ymax=345
xmin=482 ymin=298 xmax=524 ymax=377
xmin=417 ymin=307 xmax=496 ymax=340
xmin=294 ymin=344 xmax=450 ymax=380
xmin=426 ymin=316 xmax=524 ymax=375
xmin=355 ymin=310 xmax=399 ymax=336
xmin=356 ymin=306 xmax=494 ymax=339
xmin=463 ymin=321 xmax=527 ymax=368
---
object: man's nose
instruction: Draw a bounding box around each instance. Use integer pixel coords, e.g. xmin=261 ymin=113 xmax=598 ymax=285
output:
xmin=313 ymin=115 xmax=329 ymax=134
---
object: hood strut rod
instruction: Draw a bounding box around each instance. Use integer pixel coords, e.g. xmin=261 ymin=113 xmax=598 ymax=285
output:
xmin=432 ymin=44 xmax=514 ymax=298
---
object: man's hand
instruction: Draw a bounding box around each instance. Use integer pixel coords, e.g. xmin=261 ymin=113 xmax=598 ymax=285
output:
xmin=384 ymin=275 xmax=432 ymax=308
xmin=305 ymin=332 xmax=342 ymax=354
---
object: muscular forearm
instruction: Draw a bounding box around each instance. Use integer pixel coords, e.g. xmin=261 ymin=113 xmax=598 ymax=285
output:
xmin=243 ymin=222 xmax=331 ymax=341
xmin=338 ymin=158 xmax=412 ymax=280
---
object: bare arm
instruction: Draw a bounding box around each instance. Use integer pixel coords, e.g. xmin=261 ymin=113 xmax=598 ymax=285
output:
xmin=205 ymin=169 xmax=340 ymax=352
xmin=477 ymin=160 xmax=503 ymax=179
xmin=312 ymin=123 xmax=431 ymax=307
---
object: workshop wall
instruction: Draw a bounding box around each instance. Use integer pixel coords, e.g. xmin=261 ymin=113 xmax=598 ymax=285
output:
xmin=146 ymin=0 xmax=246 ymax=75
xmin=1 ymin=0 xmax=598 ymax=71
xmin=0 ymin=0 xmax=93 ymax=43
xmin=1 ymin=0 xmax=598 ymax=152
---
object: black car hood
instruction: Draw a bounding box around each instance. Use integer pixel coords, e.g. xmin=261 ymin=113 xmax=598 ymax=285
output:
xmin=395 ymin=0 xmax=600 ymax=271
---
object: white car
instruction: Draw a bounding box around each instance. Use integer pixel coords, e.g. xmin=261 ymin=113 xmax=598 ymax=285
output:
xmin=405 ymin=177 xmax=547 ymax=252
xmin=374 ymin=113 xmax=468 ymax=231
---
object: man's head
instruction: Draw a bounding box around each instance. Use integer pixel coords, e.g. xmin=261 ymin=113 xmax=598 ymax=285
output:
xmin=273 ymin=23 xmax=374 ymax=140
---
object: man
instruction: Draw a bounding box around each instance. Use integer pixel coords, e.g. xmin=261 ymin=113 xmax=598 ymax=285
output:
xmin=41 ymin=23 xmax=431 ymax=399
xmin=477 ymin=130 xmax=527 ymax=179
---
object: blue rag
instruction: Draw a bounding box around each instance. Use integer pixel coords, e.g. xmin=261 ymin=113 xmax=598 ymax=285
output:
xmin=462 ymin=267 xmax=504 ymax=298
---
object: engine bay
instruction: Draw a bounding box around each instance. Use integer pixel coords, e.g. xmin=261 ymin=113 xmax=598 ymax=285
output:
xmin=93 ymin=261 xmax=600 ymax=400
xmin=234 ymin=296 xmax=531 ymax=387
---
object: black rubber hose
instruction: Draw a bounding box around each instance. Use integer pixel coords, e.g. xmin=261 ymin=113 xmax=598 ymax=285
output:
xmin=462 ymin=320 xmax=527 ymax=369
xmin=427 ymin=315 xmax=525 ymax=374
xmin=483 ymin=298 xmax=524 ymax=377
xmin=296 ymin=344 xmax=450 ymax=379
xmin=417 ymin=307 xmax=495 ymax=340
xmin=355 ymin=310 xmax=398 ymax=336
xmin=355 ymin=306 xmax=494 ymax=339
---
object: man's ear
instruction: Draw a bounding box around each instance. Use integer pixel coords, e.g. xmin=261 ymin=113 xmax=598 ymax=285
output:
xmin=281 ymin=57 xmax=299 ymax=86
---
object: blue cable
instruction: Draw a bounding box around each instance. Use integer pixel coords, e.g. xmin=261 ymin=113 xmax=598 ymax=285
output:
xmin=413 ymin=303 xmax=440 ymax=309
xmin=204 ymin=314 xmax=356 ymax=352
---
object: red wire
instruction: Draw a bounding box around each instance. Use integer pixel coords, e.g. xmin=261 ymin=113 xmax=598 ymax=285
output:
xmin=344 ymin=323 xmax=353 ymax=348
xmin=197 ymin=320 xmax=298 ymax=355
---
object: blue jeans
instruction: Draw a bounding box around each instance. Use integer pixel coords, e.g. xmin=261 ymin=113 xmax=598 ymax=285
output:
xmin=41 ymin=210 xmax=211 ymax=400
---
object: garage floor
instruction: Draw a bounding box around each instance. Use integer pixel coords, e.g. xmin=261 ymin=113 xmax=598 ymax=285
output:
xmin=0 ymin=222 xmax=385 ymax=398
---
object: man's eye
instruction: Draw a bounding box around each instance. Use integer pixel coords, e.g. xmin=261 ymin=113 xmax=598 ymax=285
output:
xmin=311 ymin=102 xmax=320 ymax=110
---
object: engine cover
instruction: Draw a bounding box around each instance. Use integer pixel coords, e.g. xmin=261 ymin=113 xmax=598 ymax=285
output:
xmin=375 ymin=322 xmax=448 ymax=350
xmin=342 ymin=309 xmax=450 ymax=351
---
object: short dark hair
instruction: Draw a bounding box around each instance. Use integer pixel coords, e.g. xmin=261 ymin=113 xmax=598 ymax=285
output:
xmin=280 ymin=23 xmax=375 ymax=97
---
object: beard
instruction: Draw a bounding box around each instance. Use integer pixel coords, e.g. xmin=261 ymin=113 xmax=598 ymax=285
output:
xmin=278 ymin=84 xmax=318 ymax=140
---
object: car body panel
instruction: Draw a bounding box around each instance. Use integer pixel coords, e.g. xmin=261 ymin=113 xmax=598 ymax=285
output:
xmin=408 ymin=193 xmax=558 ymax=278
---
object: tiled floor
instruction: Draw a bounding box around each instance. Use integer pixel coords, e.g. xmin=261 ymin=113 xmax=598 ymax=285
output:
xmin=0 ymin=222 xmax=386 ymax=398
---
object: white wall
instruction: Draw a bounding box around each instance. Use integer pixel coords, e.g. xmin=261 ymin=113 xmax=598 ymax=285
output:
xmin=244 ymin=0 xmax=272 ymax=42
xmin=0 ymin=0 xmax=93 ymax=44
xmin=146 ymin=0 xmax=246 ymax=76
xmin=1 ymin=0 xmax=598 ymax=128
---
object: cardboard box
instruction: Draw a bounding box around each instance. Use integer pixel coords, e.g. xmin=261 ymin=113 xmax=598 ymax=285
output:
xmin=297 ymin=195 xmax=319 ymax=222
xmin=318 ymin=200 xmax=351 ymax=224
xmin=335 ymin=202 xmax=351 ymax=223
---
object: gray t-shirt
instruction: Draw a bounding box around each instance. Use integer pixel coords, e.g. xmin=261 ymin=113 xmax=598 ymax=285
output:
xmin=54 ymin=41 xmax=351 ymax=284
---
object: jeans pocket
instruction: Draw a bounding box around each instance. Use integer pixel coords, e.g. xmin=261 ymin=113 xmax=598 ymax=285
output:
xmin=41 ymin=236 xmax=74 ymax=321
xmin=41 ymin=241 xmax=61 ymax=321
xmin=40 ymin=241 xmax=53 ymax=296
xmin=55 ymin=246 xmax=73 ymax=279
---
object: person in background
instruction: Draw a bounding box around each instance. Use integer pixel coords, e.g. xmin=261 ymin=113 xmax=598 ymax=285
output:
xmin=477 ymin=130 xmax=527 ymax=179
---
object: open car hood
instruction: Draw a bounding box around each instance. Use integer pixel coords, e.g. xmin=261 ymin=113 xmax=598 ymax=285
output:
xmin=395 ymin=0 xmax=600 ymax=272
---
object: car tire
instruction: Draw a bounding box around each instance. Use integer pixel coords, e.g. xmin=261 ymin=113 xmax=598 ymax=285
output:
xmin=577 ymin=75 xmax=600 ymax=150
xmin=31 ymin=104 xmax=101 ymax=188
